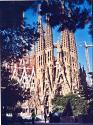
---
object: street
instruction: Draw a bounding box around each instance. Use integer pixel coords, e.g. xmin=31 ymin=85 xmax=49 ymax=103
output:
xmin=4 ymin=122 xmax=93 ymax=125
xmin=24 ymin=123 xmax=93 ymax=125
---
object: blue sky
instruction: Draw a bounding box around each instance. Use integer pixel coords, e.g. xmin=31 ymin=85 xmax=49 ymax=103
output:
xmin=24 ymin=8 xmax=92 ymax=73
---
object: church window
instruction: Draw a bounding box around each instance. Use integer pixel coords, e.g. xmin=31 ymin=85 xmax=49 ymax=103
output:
xmin=41 ymin=55 xmax=42 ymax=65
xmin=43 ymin=55 xmax=44 ymax=64
xmin=39 ymin=56 xmax=40 ymax=66
xmin=39 ymin=46 xmax=40 ymax=51
xmin=22 ymin=109 xmax=26 ymax=113
xmin=48 ymin=51 xmax=49 ymax=58
xmin=30 ymin=82 xmax=31 ymax=87
xmin=33 ymin=79 xmax=34 ymax=83
xmin=48 ymin=58 xmax=49 ymax=62
xmin=45 ymin=54 xmax=46 ymax=63
xmin=41 ymin=42 xmax=42 ymax=50
xmin=39 ymin=56 xmax=40 ymax=60
xmin=59 ymin=53 xmax=60 ymax=58
xmin=50 ymin=51 xmax=51 ymax=60
xmin=50 ymin=51 xmax=51 ymax=56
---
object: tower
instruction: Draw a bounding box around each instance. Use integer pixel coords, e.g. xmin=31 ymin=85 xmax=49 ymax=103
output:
xmin=44 ymin=14 xmax=54 ymax=88
xmin=61 ymin=29 xmax=79 ymax=94
xmin=36 ymin=5 xmax=46 ymax=113
xmin=69 ymin=31 xmax=79 ymax=92
xmin=36 ymin=3 xmax=54 ymax=113
xmin=43 ymin=14 xmax=54 ymax=112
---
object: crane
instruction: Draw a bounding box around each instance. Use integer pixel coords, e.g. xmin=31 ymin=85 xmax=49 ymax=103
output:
xmin=83 ymin=42 xmax=93 ymax=74
xmin=79 ymin=41 xmax=93 ymax=85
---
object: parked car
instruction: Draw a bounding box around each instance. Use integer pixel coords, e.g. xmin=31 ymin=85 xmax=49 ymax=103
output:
xmin=49 ymin=111 xmax=61 ymax=123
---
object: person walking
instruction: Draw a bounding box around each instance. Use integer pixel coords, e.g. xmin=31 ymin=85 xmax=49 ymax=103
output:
xmin=44 ymin=112 xmax=47 ymax=123
xmin=31 ymin=109 xmax=36 ymax=125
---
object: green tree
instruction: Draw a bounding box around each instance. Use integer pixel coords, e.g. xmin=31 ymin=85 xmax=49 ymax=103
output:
xmin=62 ymin=99 xmax=73 ymax=116
xmin=40 ymin=0 xmax=92 ymax=32
xmin=87 ymin=86 xmax=93 ymax=115
xmin=1 ymin=67 xmax=32 ymax=115
xmin=0 ymin=26 xmax=39 ymax=63
xmin=1 ymin=25 xmax=38 ymax=110
xmin=0 ymin=1 xmax=39 ymax=28
xmin=1 ymin=67 xmax=25 ymax=114
xmin=0 ymin=1 xmax=92 ymax=33
xmin=79 ymin=66 xmax=93 ymax=117
xmin=52 ymin=94 xmax=88 ymax=116
xmin=1 ymin=12 xmax=39 ymax=117
xmin=79 ymin=66 xmax=91 ymax=100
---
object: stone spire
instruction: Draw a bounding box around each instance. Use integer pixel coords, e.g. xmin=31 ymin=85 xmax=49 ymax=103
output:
xmin=61 ymin=29 xmax=79 ymax=94
xmin=36 ymin=4 xmax=45 ymax=52
xmin=36 ymin=4 xmax=45 ymax=70
xmin=35 ymin=4 xmax=45 ymax=110
xmin=44 ymin=15 xmax=54 ymax=67
xmin=59 ymin=0 xmax=79 ymax=94
xmin=45 ymin=16 xmax=53 ymax=48
xmin=69 ymin=31 xmax=79 ymax=91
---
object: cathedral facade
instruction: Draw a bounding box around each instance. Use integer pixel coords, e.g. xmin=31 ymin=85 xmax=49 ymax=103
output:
xmin=4 ymin=8 xmax=79 ymax=116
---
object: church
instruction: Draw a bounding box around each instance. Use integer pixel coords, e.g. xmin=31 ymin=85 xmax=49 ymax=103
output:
xmin=4 ymin=4 xmax=79 ymax=116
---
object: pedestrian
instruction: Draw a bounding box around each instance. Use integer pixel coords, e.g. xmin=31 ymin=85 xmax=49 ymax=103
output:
xmin=44 ymin=112 xmax=47 ymax=123
xmin=31 ymin=109 xmax=36 ymax=125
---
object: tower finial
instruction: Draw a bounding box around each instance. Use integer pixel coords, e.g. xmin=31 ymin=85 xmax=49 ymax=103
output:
xmin=38 ymin=4 xmax=42 ymax=25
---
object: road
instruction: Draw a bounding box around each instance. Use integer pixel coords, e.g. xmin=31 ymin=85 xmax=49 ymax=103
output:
xmin=25 ymin=123 xmax=92 ymax=125
xmin=3 ymin=122 xmax=93 ymax=125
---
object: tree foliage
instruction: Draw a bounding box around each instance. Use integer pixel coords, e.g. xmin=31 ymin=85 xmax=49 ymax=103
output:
xmin=52 ymin=94 xmax=88 ymax=116
xmin=40 ymin=0 xmax=92 ymax=32
xmin=79 ymin=66 xmax=91 ymax=100
xmin=87 ymin=86 xmax=93 ymax=115
xmin=1 ymin=67 xmax=31 ymax=114
xmin=1 ymin=24 xmax=38 ymax=115
xmin=1 ymin=67 xmax=23 ymax=113
xmin=1 ymin=26 xmax=39 ymax=63
xmin=78 ymin=66 xmax=93 ymax=115
xmin=62 ymin=99 xmax=73 ymax=116
xmin=0 ymin=1 xmax=39 ymax=28
xmin=0 ymin=0 xmax=92 ymax=35
xmin=1 ymin=5 xmax=39 ymax=115
xmin=0 ymin=1 xmax=92 ymax=32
